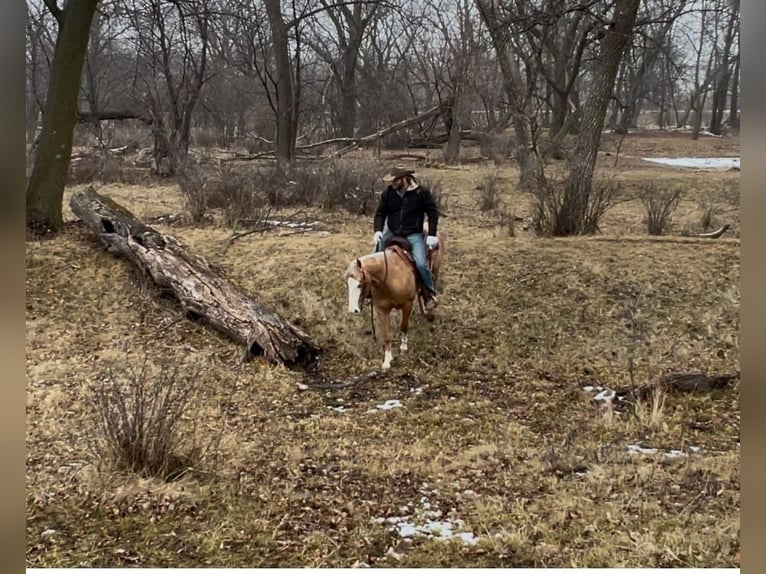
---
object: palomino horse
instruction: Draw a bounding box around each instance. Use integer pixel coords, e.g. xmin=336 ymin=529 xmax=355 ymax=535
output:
xmin=345 ymin=230 xmax=445 ymax=370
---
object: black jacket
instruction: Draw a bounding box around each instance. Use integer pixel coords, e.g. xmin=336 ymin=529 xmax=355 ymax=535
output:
xmin=374 ymin=183 xmax=439 ymax=237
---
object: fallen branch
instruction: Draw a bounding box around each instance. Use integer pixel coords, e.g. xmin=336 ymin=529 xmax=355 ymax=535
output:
xmin=617 ymin=371 xmax=739 ymax=401
xmin=224 ymin=210 xmax=323 ymax=252
xmin=70 ymin=186 xmax=322 ymax=368
xmin=77 ymin=110 xmax=153 ymax=124
xmin=697 ymin=223 xmax=730 ymax=238
xmin=330 ymin=105 xmax=447 ymax=158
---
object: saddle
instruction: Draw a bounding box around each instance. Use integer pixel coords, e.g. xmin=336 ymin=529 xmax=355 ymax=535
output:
xmin=383 ymin=234 xmax=437 ymax=289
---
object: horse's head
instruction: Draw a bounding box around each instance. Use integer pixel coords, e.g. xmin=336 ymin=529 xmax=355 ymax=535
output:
xmin=345 ymin=257 xmax=369 ymax=314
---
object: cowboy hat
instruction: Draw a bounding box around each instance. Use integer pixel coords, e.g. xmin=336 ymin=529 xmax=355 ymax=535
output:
xmin=381 ymin=167 xmax=416 ymax=182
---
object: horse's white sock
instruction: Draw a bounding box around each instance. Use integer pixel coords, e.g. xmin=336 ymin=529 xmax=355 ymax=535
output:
xmin=382 ymin=349 xmax=393 ymax=369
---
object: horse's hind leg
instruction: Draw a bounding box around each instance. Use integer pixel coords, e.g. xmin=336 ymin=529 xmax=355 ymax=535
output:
xmin=399 ymin=301 xmax=413 ymax=352
xmin=380 ymin=309 xmax=394 ymax=370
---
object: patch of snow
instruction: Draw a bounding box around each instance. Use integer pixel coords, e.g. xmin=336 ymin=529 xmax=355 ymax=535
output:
xmin=664 ymin=449 xmax=686 ymax=459
xmin=375 ymin=484 xmax=478 ymax=545
xmin=628 ymin=444 xmax=659 ymax=455
xmin=594 ymin=388 xmax=616 ymax=403
xmin=582 ymin=385 xmax=625 ymax=404
xmin=410 ymin=387 xmax=424 ymax=395
xmin=375 ymin=399 xmax=403 ymax=411
xmin=642 ymin=157 xmax=739 ymax=170
xmin=627 ymin=444 xmax=698 ymax=459
xmin=42 ymin=529 xmax=56 ymax=536
xmin=456 ymin=531 xmax=479 ymax=545
xmin=385 ymin=517 xmax=477 ymax=544
xmin=328 ymin=406 xmax=348 ymax=413
xmin=263 ymin=219 xmax=320 ymax=229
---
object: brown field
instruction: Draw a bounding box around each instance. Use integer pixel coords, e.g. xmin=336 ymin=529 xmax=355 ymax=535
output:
xmin=26 ymin=131 xmax=740 ymax=567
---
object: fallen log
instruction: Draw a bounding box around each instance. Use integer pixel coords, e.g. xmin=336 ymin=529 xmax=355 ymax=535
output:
xmin=329 ymin=105 xmax=447 ymax=158
xmin=70 ymin=186 xmax=322 ymax=368
xmin=617 ymin=371 xmax=739 ymax=401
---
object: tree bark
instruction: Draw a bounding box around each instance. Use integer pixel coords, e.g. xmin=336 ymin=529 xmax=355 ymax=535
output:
xmin=70 ymin=187 xmax=322 ymax=368
xmin=265 ymin=0 xmax=297 ymax=165
xmin=26 ymin=0 xmax=100 ymax=233
xmin=729 ymin=52 xmax=740 ymax=128
xmin=554 ymin=0 xmax=640 ymax=236
xmin=709 ymin=0 xmax=739 ymax=135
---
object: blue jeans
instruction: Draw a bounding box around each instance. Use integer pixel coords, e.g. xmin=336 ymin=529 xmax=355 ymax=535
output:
xmin=376 ymin=230 xmax=437 ymax=295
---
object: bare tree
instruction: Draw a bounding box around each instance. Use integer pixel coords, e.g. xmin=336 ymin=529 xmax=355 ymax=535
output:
xmin=263 ymin=0 xmax=298 ymax=164
xmin=26 ymin=0 xmax=101 ymax=233
xmin=708 ymin=0 xmax=738 ymax=134
xmin=306 ymin=1 xmax=380 ymax=138
xmin=120 ymin=0 xmax=213 ymax=173
xmin=25 ymin=1 xmax=57 ymax=145
xmin=610 ymin=0 xmax=687 ymax=134
xmin=518 ymin=0 xmax=598 ymax=157
xmin=554 ymin=0 xmax=640 ymax=236
xmin=475 ymin=0 xmax=546 ymax=192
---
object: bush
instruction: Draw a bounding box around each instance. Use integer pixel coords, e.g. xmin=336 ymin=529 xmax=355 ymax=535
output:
xmin=640 ymin=183 xmax=682 ymax=235
xmin=530 ymin=175 xmax=622 ymax=236
xmin=697 ymin=189 xmax=721 ymax=232
xmin=177 ymin=163 xmax=211 ymax=225
xmin=177 ymin=158 xmax=442 ymax=227
xmin=478 ymin=171 xmax=502 ymax=212
xmin=91 ymin=355 xmax=203 ymax=480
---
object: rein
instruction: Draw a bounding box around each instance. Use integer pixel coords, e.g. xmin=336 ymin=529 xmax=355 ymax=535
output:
xmin=362 ymin=250 xmax=389 ymax=343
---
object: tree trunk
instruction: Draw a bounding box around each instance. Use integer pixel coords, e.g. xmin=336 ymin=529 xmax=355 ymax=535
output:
xmin=554 ymin=0 xmax=640 ymax=236
xmin=729 ymin=52 xmax=740 ymax=128
xmin=476 ymin=0 xmax=545 ymax=193
xmin=70 ymin=187 xmax=322 ymax=368
xmin=265 ymin=0 xmax=297 ymax=165
xmin=26 ymin=0 xmax=100 ymax=233
xmin=709 ymin=0 xmax=739 ymax=135
xmin=443 ymin=105 xmax=462 ymax=165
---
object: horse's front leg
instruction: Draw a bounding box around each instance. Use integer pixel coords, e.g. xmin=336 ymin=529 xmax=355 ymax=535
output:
xmin=379 ymin=308 xmax=394 ymax=370
xmin=399 ymin=301 xmax=413 ymax=352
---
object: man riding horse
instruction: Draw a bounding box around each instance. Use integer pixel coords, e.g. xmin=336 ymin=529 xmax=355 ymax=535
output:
xmin=373 ymin=167 xmax=440 ymax=314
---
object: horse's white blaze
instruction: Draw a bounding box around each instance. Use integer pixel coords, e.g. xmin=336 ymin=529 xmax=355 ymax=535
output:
xmin=400 ymin=334 xmax=409 ymax=351
xmin=382 ymin=349 xmax=393 ymax=370
xmin=347 ymin=277 xmax=362 ymax=313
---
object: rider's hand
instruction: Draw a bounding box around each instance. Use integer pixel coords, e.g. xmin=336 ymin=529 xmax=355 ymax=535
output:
xmin=374 ymin=231 xmax=383 ymax=244
xmin=426 ymin=235 xmax=439 ymax=249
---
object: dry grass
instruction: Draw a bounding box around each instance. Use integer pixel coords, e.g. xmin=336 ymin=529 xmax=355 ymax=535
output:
xmin=27 ymin=132 xmax=739 ymax=567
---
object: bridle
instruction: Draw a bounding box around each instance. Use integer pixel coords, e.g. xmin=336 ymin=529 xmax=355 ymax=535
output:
xmin=357 ymin=250 xmax=389 ymax=342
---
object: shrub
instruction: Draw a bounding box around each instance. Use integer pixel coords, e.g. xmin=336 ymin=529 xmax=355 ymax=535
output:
xmin=478 ymin=171 xmax=502 ymax=212
xmin=640 ymin=183 xmax=682 ymax=235
xmin=177 ymin=163 xmax=211 ymax=225
xmin=531 ymin=175 xmax=622 ymax=236
xmin=92 ymin=355 xmax=203 ymax=480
